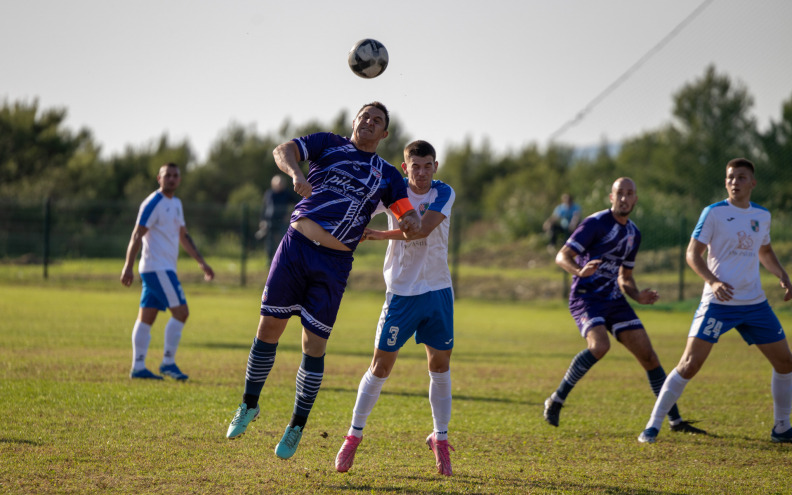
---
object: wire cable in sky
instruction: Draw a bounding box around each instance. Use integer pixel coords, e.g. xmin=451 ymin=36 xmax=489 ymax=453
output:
xmin=547 ymin=0 xmax=715 ymax=143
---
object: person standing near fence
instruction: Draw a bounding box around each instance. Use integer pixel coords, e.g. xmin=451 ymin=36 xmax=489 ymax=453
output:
xmin=224 ymin=102 xmax=421 ymax=460
xmin=121 ymin=162 xmax=215 ymax=381
xmin=334 ymin=140 xmax=456 ymax=476
xmin=543 ymin=177 xmax=705 ymax=436
xmin=257 ymin=174 xmax=300 ymax=260
xmin=638 ymin=158 xmax=792 ymax=444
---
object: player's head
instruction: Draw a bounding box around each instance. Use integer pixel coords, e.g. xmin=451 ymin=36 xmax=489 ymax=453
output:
xmin=609 ymin=177 xmax=637 ymax=219
xmin=561 ymin=193 xmax=573 ymax=205
xmin=271 ymin=174 xmax=286 ymax=192
xmin=725 ymin=158 xmax=756 ymax=205
xmin=157 ymin=163 xmax=181 ymax=196
xmin=352 ymin=102 xmax=390 ymax=149
xmin=356 ymin=101 xmax=390 ymax=130
xmin=401 ymin=140 xmax=438 ymax=194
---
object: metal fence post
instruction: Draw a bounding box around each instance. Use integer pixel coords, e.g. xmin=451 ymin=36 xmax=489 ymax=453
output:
xmin=43 ymin=197 xmax=51 ymax=279
xmin=678 ymin=217 xmax=687 ymax=301
xmin=240 ymin=204 xmax=248 ymax=287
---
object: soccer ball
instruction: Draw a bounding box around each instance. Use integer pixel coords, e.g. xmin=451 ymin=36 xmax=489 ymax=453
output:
xmin=348 ymin=39 xmax=389 ymax=79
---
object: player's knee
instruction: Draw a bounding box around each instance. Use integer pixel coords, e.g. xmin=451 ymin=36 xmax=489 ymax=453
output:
xmin=588 ymin=341 xmax=610 ymax=359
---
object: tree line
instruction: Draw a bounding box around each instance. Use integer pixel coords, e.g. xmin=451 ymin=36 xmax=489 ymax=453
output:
xmin=2 ymin=65 xmax=791 ymax=244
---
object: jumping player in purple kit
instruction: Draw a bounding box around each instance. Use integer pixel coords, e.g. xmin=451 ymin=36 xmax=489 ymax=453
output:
xmin=638 ymin=158 xmax=792 ymax=444
xmin=225 ymin=102 xmax=421 ymax=460
xmin=543 ymin=177 xmax=705 ymax=436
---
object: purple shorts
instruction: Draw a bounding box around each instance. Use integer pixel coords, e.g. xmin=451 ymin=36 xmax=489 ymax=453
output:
xmin=260 ymin=226 xmax=353 ymax=339
xmin=569 ymin=296 xmax=643 ymax=338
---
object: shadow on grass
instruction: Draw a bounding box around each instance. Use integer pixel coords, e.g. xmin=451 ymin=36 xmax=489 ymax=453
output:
xmin=0 ymin=437 xmax=43 ymax=446
xmin=321 ymin=385 xmax=525 ymax=405
xmin=323 ymin=472 xmax=686 ymax=495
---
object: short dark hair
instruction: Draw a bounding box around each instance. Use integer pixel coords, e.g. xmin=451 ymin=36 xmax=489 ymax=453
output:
xmin=357 ymin=101 xmax=390 ymax=130
xmin=726 ymin=158 xmax=755 ymax=174
xmin=404 ymin=140 xmax=436 ymax=161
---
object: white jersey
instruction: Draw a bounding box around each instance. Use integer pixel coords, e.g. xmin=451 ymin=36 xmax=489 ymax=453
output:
xmin=136 ymin=191 xmax=185 ymax=273
xmin=374 ymin=179 xmax=455 ymax=296
xmin=692 ymin=199 xmax=771 ymax=306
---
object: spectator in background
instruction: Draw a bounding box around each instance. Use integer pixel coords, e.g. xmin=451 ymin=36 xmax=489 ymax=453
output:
xmin=543 ymin=193 xmax=581 ymax=251
xmin=256 ymin=175 xmax=299 ymax=260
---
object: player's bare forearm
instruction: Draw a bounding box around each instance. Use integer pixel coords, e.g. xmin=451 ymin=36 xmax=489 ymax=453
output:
xmin=555 ymin=246 xmax=600 ymax=278
xmin=180 ymin=231 xmax=215 ymax=280
xmin=121 ymin=226 xmax=146 ymax=286
xmin=759 ymin=243 xmax=792 ymax=301
xmin=363 ymin=228 xmax=404 ymax=241
xmin=273 ymin=141 xmax=312 ymax=198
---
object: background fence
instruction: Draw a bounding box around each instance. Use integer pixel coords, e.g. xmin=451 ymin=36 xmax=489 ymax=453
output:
xmin=4 ymin=197 xmax=791 ymax=304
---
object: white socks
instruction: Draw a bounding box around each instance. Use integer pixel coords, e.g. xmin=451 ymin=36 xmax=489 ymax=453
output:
xmin=162 ymin=318 xmax=185 ymax=365
xmin=131 ymin=321 xmax=152 ymax=371
xmin=132 ymin=318 xmax=186 ymax=370
xmin=349 ymin=369 xmax=388 ymax=437
xmin=429 ymin=370 xmax=452 ymax=441
xmin=645 ymin=368 xmax=689 ymax=431
xmin=772 ymin=369 xmax=792 ymax=433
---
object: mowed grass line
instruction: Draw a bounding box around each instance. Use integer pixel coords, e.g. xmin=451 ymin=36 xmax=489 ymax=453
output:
xmin=1 ymin=283 xmax=792 ymax=494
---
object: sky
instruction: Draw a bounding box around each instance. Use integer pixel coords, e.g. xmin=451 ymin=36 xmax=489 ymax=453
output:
xmin=2 ymin=0 xmax=791 ymax=164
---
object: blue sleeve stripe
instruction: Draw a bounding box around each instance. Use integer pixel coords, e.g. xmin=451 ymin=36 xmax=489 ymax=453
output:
xmin=692 ymin=200 xmax=726 ymax=239
xmin=428 ymin=181 xmax=453 ymax=211
xmin=139 ymin=192 xmax=163 ymax=226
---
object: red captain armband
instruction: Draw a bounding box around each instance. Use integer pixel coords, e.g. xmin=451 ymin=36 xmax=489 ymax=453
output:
xmin=389 ymin=198 xmax=415 ymax=219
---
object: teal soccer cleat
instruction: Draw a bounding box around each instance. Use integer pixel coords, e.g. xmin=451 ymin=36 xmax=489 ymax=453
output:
xmin=275 ymin=425 xmax=303 ymax=459
xmin=226 ymin=404 xmax=260 ymax=439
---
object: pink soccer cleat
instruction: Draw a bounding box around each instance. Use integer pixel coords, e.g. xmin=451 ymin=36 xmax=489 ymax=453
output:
xmin=335 ymin=435 xmax=363 ymax=473
xmin=425 ymin=433 xmax=455 ymax=476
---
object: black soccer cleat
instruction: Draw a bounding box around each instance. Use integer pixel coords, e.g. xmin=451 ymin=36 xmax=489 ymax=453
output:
xmin=543 ymin=398 xmax=563 ymax=427
xmin=670 ymin=420 xmax=707 ymax=435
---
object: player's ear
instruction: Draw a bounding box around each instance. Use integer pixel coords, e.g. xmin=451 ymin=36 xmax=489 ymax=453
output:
xmin=401 ymin=162 xmax=407 ymax=173
xmin=433 ymin=161 xmax=439 ymax=172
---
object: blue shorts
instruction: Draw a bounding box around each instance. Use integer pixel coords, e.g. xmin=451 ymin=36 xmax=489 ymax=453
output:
xmin=688 ymin=300 xmax=785 ymax=345
xmin=374 ymin=288 xmax=454 ymax=352
xmin=260 ymin=226 xmax=353 ymax=339
xmin=569 ymin=296 xmax=643 ymax=338
xmin=140 ymin=270 xmax=186 ymax=310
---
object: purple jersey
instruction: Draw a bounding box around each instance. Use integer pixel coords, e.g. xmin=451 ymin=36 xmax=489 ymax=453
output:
xmin=565 ymin=209 xmax=641 ymax=301
xmin=290 ymin=132 xmax=409 ymax=250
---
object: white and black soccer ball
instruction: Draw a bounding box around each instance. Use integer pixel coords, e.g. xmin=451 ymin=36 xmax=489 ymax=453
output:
xmin=348 ymin=39 xmax=389 ymax=79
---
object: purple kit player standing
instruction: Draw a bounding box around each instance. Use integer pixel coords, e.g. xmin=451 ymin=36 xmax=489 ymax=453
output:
xmin=542 ymin=177 xmax=705 ymax=436
xmin=225 ymin=102 xmax=421 ymax=460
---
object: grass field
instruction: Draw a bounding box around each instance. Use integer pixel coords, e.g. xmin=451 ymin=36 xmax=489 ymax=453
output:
xmin=2 ymin=268 xmax=792 ymax=494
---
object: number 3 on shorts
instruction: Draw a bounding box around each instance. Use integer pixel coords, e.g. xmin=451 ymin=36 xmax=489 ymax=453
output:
xmin=387 ymin=326 xmax=399 ymax=346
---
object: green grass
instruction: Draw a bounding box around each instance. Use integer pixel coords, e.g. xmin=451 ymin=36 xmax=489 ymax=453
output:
xmin=2 ymin=275 xmax=792 ymax=494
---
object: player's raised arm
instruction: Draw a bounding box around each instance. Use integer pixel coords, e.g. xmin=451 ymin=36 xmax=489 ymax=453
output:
xmin=273 ymin=141 xmax=312 ymax=199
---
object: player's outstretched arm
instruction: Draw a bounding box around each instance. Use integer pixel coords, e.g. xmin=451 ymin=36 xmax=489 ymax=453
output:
xmin=121 ymin=224 xmax=148 ymax=287
xmin=365 ymin=211 xmax=446 ymax=242
xmin=759 ymin=243 xmax=792 ymax=301
xmin=179 ymin=227 xmax=214 ymax=281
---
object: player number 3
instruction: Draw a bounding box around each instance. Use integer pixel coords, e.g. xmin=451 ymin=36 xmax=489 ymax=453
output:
xmin=387 ymin=326 xmax=399 ymax=346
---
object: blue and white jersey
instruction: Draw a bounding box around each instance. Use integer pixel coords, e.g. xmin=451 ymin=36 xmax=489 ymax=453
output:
xmin=374 ymin=179 xmax=455 ymax=296
xmin=692 ymin=199 xmax=771 ymax=306
xmin=136 ymin=191 xmax=185 ymax=273
xmin=565 ymin=209 xmax=641 ymax=302
xmin=290 ymin=132 xmax=409 ymax=250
